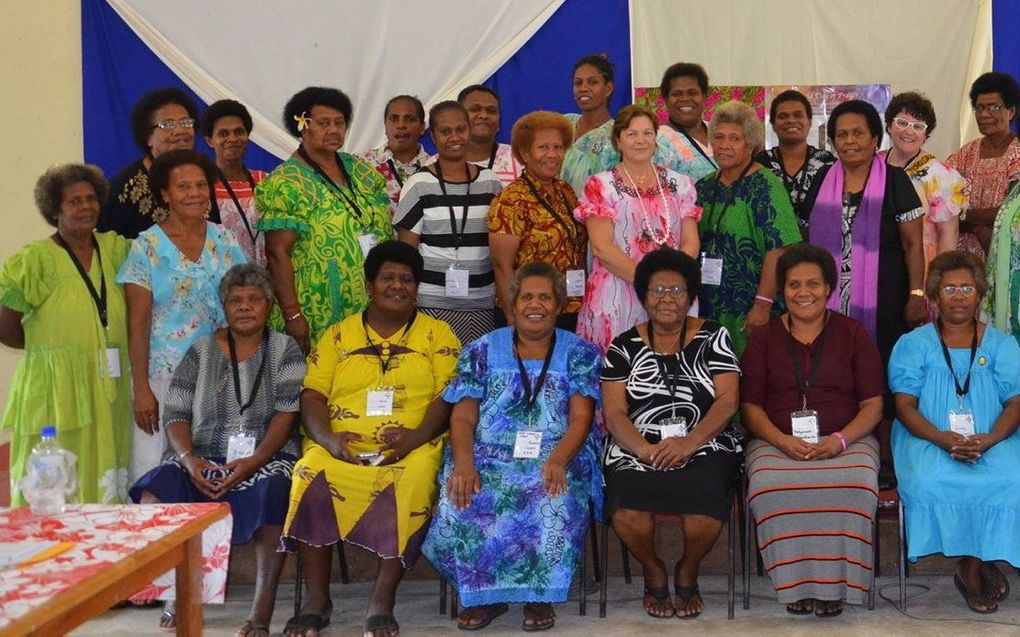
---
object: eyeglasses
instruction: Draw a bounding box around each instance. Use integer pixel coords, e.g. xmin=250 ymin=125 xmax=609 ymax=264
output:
xmin=942 ymin=285 xmax=976 ymax=297
xmin=973 ymin=104 xmax=1006 ymax=114
xmin=152 ymin=118 xmax=196 ymax=131
xmin=650 ymin=285 xmax=687 ymax=298
xmin=892 ymin=117 xmax=928 ymax=133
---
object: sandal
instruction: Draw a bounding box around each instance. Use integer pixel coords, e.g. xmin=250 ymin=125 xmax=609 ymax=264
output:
xmin=674 ymin=585 xmax=702 ymax=619
xmin=283 ymin=612 xmax=331 ymax=636
xmin=159 ymin=607 xmax=176 ymax=632
xmin=236 ymin=619 xmax=271 ymax=637
xmin=642 ymin=585 xmax=675 ymax=618
xmin=521 ymin=603 xmax=555 ymax=632
xmin=457 ymin=603 xmax=509 ymax=631
xmin=981 ymin=562 xmax=1011 ymax=602
xmin=954 ymin=574 xmax=998 ymax=614
xmin=364 ymin=614 xmax=400 ymax=636
xmin=814 ymin=600 xmax=843 ymax=618
xmin=785 ymin=599 xmax=815 ymax=615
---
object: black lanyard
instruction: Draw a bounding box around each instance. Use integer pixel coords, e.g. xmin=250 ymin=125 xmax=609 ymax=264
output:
xmin=775 ymin=147 xmax=811 ymax=206
xmin=434 ymin=162 xmax=472 ymax=251
xmin=298 ymin=145 xmax=366 ymax=225
xmin=647 ymin=317 xmax=687 ymax=402
xmin=784 ymin=312 xmax=830 ymax=406
xmin=674 ymin=123 xmax=717 ymax=167
xmin=217 ymin=167 xmax=258 ymax=245
xmin=936 ymin=319 xmax=978 ymax=397
xmin=513 ymin=329 xmax=557 ymax=422
xmin=226 ymin=328 xmax=269 ymax=416
xmin=522 ymin=172 xmax=582 ymax=267
xmin=485 ymin=142 xmax=498 ymax=169
xmin=705 ymin=160 xmax=754 ymax=250
xmin=387 ymin=154 xmax=422 ymax=189
xmin=54 ymin=234 xmax=107 ymax=329
xmin=362 ymin=311 xmax=417 ymax=377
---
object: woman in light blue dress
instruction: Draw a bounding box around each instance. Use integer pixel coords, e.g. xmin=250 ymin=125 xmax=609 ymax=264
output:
xmin=890 ymin=250 xmax=1020 ymax=614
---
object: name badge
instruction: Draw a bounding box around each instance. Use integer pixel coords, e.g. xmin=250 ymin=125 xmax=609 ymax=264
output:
xmin=513 ymin=430 xmax=543 ymax=459
xmin=103 ymin=347 xmax=121 ymax=378
xmin=948 ymin=409 xmax=976 ymax=437
xmin=358 ymin=233 xmax=378 ymax=257
xmin=791 ymin=409 xmax=819 ymax=443
xmin=366 ymin=388 xmax=395 ymax=416
xmin=660 ymin=416 xmax=688 ymax=439
xmin=445 ymin=265 xmax=470 ymax=297
xmin=702 ymin=256 xmax=723 ymax=285
xmin=226 ymin=433 xmax=256 ymax=463
xmin=566 ymin=269 xmax=586 ymax=297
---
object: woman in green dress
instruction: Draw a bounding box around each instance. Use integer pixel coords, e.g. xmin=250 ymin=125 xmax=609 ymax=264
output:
xmin=561 ymin=54 xmax=620 ymax=195
xmin=984 ymin=180 xmax=1020 ymax=342
xmin=256 ymin=86 xmax=393 ymax=352
xmin=0 ymin=164 xmax=132 ymax=504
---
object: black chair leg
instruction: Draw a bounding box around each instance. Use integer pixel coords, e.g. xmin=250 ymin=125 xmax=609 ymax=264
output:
xmin=620 ymin=539 xmax=632 ymax=584
xmin=337 ymin=541 xmax=350 ymax=585
xmin=599 ymin=521 xmax=609 ymax=618
xmin=868 ymin=510 xmax=877 ymax=610
xmin=589 ymin=504 xmax=601 ymax=582
xmin=743 ymin=486 xmax=753 ymax=610
xmin=898 ymin=500 xmax=907 ymax=611
xmin=579 ymin=525 xmax=588 ymax=616
xmin=294 ymin=551 xmax=303 ymax=618
xmin=727 ymin=492 xmax=736 ymax=619
xmin=451 ymin=588 xmax=459 ymax=619
xmin=439 ymin=576 xmax=447 ymax=616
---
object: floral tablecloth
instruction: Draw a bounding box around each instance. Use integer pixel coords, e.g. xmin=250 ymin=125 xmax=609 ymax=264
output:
xmin=0 ymin=503 xmax=231 ymax=630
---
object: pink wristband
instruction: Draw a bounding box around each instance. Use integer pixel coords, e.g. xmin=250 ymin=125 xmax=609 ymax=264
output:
xmin=754 ymin=294 xmax=774 ymax=305
xmin=832 ymin=432 xmax=848 ymax=450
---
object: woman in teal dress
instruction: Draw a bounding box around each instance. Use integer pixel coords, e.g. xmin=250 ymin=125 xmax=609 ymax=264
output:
xmin=423 ymin=263 xmax=602 ymax=632
xmin=891 ymin=251 xmax=1020 ymax=614
xmin=984 ymin=180 xmax=1020 ymax=342
xmin=0 ymin=164 xmax=132 ymax=505
xmin=561 ymin=55 xmax=620 ymax=195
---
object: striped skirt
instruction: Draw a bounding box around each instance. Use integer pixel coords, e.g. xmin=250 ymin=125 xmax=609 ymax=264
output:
xmin=419 ymin=306 xmax=494 ymax=346
xmin=746 ymin=436 xmax=879 ymax=605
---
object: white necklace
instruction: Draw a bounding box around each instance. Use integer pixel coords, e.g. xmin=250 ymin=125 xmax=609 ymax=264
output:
xmin=621 ymin=162 xmax=673 ymax=247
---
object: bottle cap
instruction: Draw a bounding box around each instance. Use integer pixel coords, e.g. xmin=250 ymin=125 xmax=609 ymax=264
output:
xmin=41 ymin=425 xmax=57 ymax=438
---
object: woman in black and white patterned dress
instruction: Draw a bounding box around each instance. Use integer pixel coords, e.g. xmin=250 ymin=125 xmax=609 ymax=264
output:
xmin=601 ymin=247 xmax=741 ymax=620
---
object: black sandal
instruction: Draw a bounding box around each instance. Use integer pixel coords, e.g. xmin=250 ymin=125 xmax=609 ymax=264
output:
xmin=814 ymin=600 xmax=843 ymax=618
xmin=642 ymin=585 xmax=675 ymax=618
xmin=521 ymin=603 xmax=555 ymax=632
xmin=981 ymin=562 xmax=1011 ymax=602
xmin=674 ymin=585 xmax=702 ymax=619
xmin=457 ymin=603 xmax=509 ymax=631
xmin=955 ymin=574 xmax=998 ymax=614
xmin=283 ymin=612 xmax=331 ymax=635
xmin=786 ymin=599 xmax=815 ymax=615
xmin=364 ymin=614 xmax=399 ymax=636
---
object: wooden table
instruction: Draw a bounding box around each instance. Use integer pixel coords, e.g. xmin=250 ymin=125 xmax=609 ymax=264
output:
xmin=0 ymin=503 xmax=231 ymax=636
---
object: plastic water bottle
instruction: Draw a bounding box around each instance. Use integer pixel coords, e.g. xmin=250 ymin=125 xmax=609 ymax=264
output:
xmin=19 ymin=426 xmax=77 ymax=516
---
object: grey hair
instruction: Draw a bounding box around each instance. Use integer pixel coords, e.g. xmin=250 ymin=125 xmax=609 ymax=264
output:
xmin=218 ymin=263 xmax=275 ymax=305
xmin=508 ymin=261 xmax=567 ymax=311
xmin=925 ymin=250 xmax=987 ymax=301
xmin=33 ymin=163 xmax=109 ymax=227
xmin=708 ymin=100 xmax=765 ymax=152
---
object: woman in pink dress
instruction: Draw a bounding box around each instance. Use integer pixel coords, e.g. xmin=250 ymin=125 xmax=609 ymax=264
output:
xmin=574 ymin=105 xmax=700 ymax=353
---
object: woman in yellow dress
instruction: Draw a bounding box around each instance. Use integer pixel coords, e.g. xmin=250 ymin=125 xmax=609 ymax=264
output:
xmin=280 ymin=240 xmax=461 ymax=637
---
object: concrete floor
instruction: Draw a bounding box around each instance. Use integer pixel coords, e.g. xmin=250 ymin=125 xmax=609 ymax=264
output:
xmin=69 ymin=572 xmax=1020 ymax=637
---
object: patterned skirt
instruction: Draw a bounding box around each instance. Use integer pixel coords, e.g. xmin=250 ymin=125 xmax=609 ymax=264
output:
xmin=746 ymin=437 xmax=879 ymax=605
xmin=419 ymin=307 xmax=494 ymax=347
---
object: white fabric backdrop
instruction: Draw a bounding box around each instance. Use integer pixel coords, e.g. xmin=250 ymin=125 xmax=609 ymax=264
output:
xmin=630 ymin=0 xmax=991 ymax=159
xmin=108 ymin=0 xmax=564 ymax=158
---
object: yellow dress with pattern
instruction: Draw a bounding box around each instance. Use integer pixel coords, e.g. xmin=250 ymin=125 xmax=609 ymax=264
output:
xmin=280 ymin=311 xmax=460 ymax=566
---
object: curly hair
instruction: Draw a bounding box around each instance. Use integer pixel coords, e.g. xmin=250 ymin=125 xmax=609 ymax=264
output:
xmin=200 ymin=99 xmax=253 ymax=138
xmin=659 ymin=61 xmax=709 ymax=98
xmin=776 ymin=243 xmax=836 ymax=296
xmin=709 ymin=100 xmax=765 ymax=151
xmin=827 ymin=99 xmax=883 ymax=143
xmin=283 ymin=87 xmax=353 ymax=137
xmin=884 ymin=91 xmax=936 ymax=136
xmin=769 ymin=89 xmax=812 ymax=124
xmin=969 ymin=71 xmax=1020 ymax=111
xmin=129 ymin=88 xmax=199 ymax=152
xmin=219 ymin=263 xmax=275 ymax=306
xmin=634 ymin=248 xmax=701 ymax=305
xmin=509 ymin=261 xmax=567 ymax=311
xmin=509 ymin=111 xmax=573 ymax=164
xmin=364 ymin=240 xmax=424 ymax=284
xmin=33 ymin=163 xmax=109 ymax=227
xmin=925 ymin=250 xmax=987 ymax=301
xmin=147 ymin=150 xmax=217 ymax=221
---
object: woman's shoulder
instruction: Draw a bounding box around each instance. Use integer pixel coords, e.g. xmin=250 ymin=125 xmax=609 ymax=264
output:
xmin=559 ymin=328 xmax=602 ymax=358
xmin=981 ymin=323 xmax=1020 ymax=354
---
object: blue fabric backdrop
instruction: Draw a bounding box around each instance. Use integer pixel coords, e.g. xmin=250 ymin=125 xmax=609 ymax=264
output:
xmin=993 ymin=0 xmax=1020 ymax=111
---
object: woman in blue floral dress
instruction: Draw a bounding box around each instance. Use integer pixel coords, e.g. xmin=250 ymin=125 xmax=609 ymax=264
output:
xmin=423 ymin=262 xmax=602 ymax=632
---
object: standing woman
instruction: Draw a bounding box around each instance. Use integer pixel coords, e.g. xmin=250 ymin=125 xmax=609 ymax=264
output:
xmin=574 ymin=105 xmax=701 ymax=354
xmin=360 ymin=95 xmax=431 ymax=216
xmin=561 ymin=54 xmax=620 ymax=195
xmin=946 ymin=72 xmax=1020 ymax=257
xmin=754 ymin=89 xmax=835 ymax=229
xmin=985 ymin=180 xmax=1020 ymax=341
xmin=458 ymin=85 xmax=522 ymax=187
xmin=255 ymin=86 xmax=393 ymax=353
xmin=654 ymin=62 xmax=719 ymax=182
xmin=488 ymin=111 xmax=586 ymax=331
xmin=0 ymin=164 xmax=132 ymax=505
xmin=394 ymin=101 xmax=502 ymax=345
xmin=118 ymin=150 xmax=247 ymax=482
xmin=696 ymin=100 xmax=802 ymax=355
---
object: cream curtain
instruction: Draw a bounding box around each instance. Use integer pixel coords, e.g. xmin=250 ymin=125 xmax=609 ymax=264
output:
xmin=630 ymin=0 xmax=991 ymax=158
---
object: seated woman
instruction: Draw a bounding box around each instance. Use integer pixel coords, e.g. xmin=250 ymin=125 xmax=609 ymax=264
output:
xmin=423 ymin=262 xmax=602 ymax=632
xmin=280 ymin=240 xmax=461 ymax=637
xmin=130 ymin=263 xmax=306 ymax=636
xmin=602 ymin=248 xmax=741 ymax=619
xmin=891 ymin=250 xmax=1020 ymax=614
xmin=741 ymin=243 xmax=885 ymax=618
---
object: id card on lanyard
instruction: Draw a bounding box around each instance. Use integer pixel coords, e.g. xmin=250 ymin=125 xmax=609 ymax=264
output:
xmin=936 ymin=318 xmax=979 ymax=437
xmin=785 ymin=312 xmax=828 ymax=443
xmin=522 ymin=173 xmax=586 ymax=297
xmin=225 ymin=329 xmax=269 ymax=462
xmin=435 ymin=162 xmax=473 ymax=298
xmin=701 ymin=161 xmax=752 ymax=286
xmin=512 ymin=330 xmax=556 ymax=459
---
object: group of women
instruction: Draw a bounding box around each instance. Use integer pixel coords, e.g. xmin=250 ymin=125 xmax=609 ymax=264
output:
xmin=3 ymin=57 xmax=1020 ymax=636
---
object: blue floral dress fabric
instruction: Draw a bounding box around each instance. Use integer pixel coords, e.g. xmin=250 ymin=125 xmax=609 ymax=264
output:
xmin=422 ymin=327 xmax=603 ymax=606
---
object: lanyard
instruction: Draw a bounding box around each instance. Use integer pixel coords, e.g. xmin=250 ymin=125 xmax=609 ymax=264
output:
xmin=674 ymin=123 xmax=717 ymax=167
xmin=298 ymin=146 xmax=366 ymax=225
xmin=217 ymin=167 xmax=258 ymax=245
xmin=485 ymin=142 xmax=498 ymax=169
xmin=226 ymin=328 xmax=269 ymax=416
xmin=434 ymin=162 xmax=472 ymax=252
xmin=362 ymin=311 xmax=417 ymax=377
xmin=784 ymin=312 xmax=830 ymax=409
xmin=513 ymin=329 xmax=557 ymax=425
xmin=522 ymin=172 xmax=582 ymax=267
xmin=387 ymin=154 xmax=422 ymax=189
xmin=936 ymin=319 xmax=978 ymax=398
xmin=705 ymin=160 xmax=753 ymax=249
xmin=54 ymin=234 xmax=107 ymax=329
xmin=648 ymin=317 xmax=687 ymax=417
xmin=775 ymin=147 xmax=811 ymax=207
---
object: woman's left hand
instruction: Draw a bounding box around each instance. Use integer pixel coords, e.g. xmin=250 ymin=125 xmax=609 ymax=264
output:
xmin=378 ymin=426 xmax=424 ymax=465
xmin=903 ymin=296 xmax=927 ymax=328
xmin=649 ymin=436 xmax=697 ymax=470
xmin=541 ymin=457 xmax=568 ymax=497
xmin=741 ymin=300 xmax=772 ymax=333
xmin=214 ymin=456 xmax=262 ymax=495
xmin=805 ymin=435 xmax=843 ymax=460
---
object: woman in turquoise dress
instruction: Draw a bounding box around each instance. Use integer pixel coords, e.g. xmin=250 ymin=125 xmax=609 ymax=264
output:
xmin=423 ymin=263 xmax=602 ymax=632
xmin=984 ymin=180 xmax=1020 ymax=342
xmin=561 ymin=55 xmax=620 ymax=195
xmin=891 ymin=250 xmax=1020 ymax=614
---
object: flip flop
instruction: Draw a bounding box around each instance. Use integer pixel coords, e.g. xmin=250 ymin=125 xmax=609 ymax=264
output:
xmin=674 ymin=585 xmax=702 ymax=619
xmin=521 ymin=603 xmax=556 ymax=632
xmin=981 ymin=562 xmax=1011 ymax=602
xmin=785 ymin=599 xmax=815 ymax=615
xmin=814 ymin=600 xmax=843 ymax=618
xmin=457 ymin=603 xmax=509 ymax=631
xmin=642 ymin=585 xmax=675 ymax=618
xmin=283 ymin=612 xmax=331 ymax=635
xmin=954 ymin=574 xmax=998 ymax=614
xmin=364 ymin=614 xmax=400 ymax=636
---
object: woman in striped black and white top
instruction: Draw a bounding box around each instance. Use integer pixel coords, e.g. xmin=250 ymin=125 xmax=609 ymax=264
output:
xmin=395 ymin=101 xmax=502 ymax=345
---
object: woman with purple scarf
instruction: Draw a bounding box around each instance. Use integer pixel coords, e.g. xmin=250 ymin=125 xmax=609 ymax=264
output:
xmin=800 ymin=99 xmax=925 ymax=488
